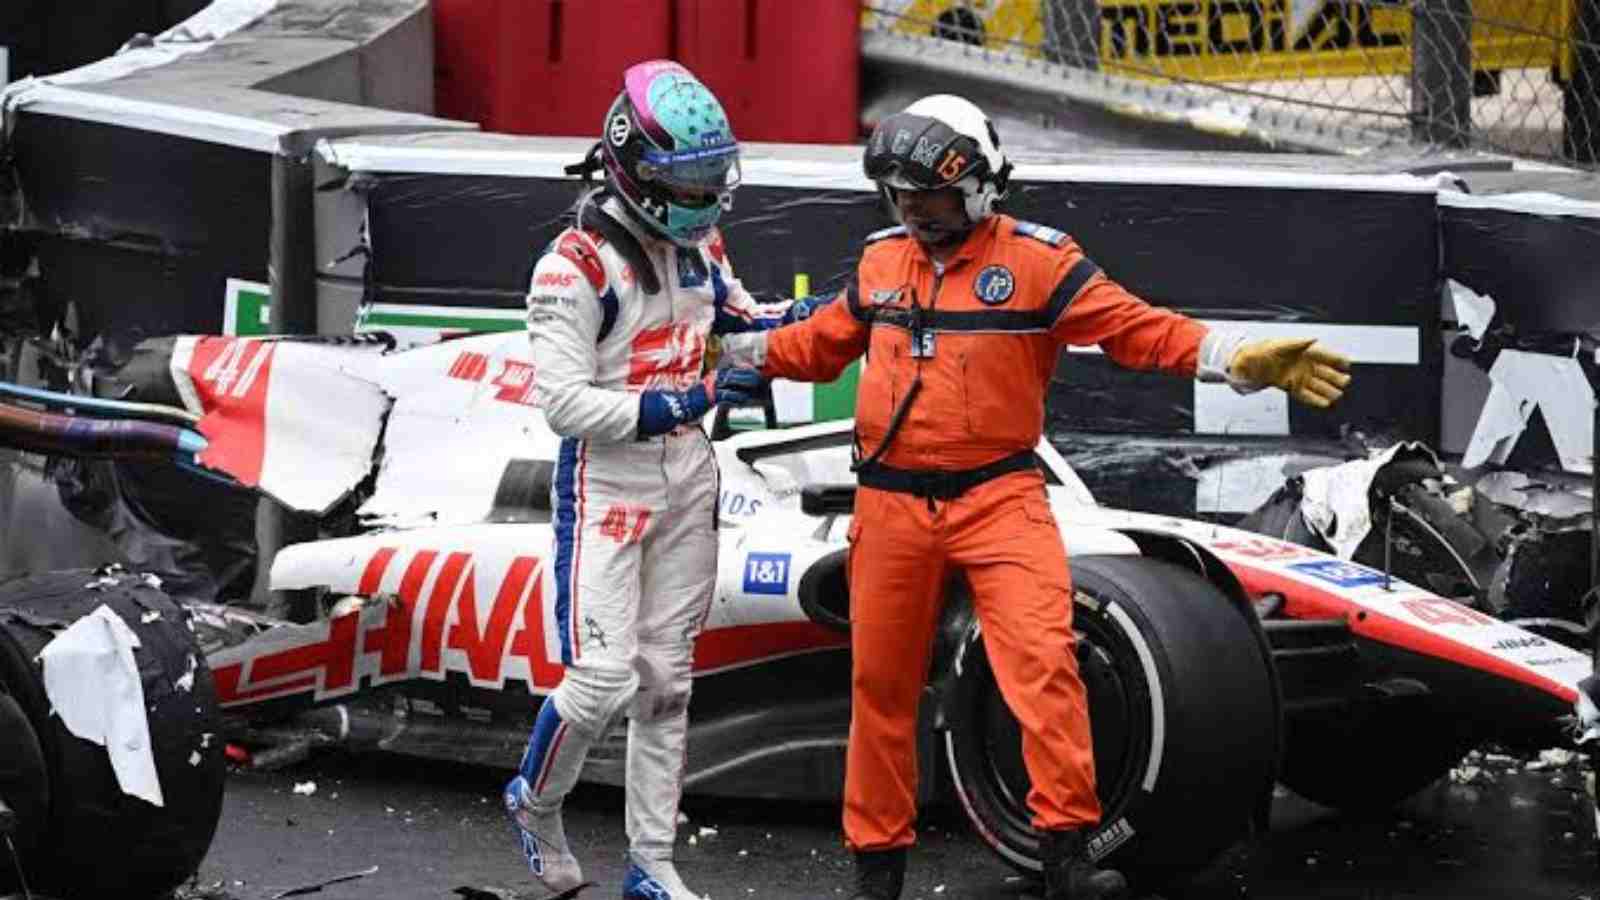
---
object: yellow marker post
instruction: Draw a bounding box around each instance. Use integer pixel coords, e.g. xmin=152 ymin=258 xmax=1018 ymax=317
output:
xmin=793 ymin=272 xmax=810 ymax=299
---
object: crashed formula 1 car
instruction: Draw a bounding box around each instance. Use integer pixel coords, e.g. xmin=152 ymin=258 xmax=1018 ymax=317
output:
xmin=1 ymin=330 xmax=1597 ymax=897
xmin=1238 ymin=441 xmax=1600 ymax=651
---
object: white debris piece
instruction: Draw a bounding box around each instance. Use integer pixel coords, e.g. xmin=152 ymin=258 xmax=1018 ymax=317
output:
xmin=697 ymin=827 xmax=718 ymax=838
xmin=1527 ymin=748 xmax=1577 ymax=770
xmin=1464 ymin=350 xmax=1596 ymax=474
xmin=189 ymin=750 xmax=202 ymax=766
xmin=1577 ymin=688 xmax=1600 ymax=745
xmin=140 ymin=610 xmax=162 ymax=624
xmin=141 ymin=573 xmax=164 ymax=590
xmin=39 ymin=604 xmax=164 ymax=806
xmin=293 ymin=781 xmax=318 ymax=796
xmin=1300 ymin=443 xmax=1440 ymax=558
xmin=1446 ymin=281 xmax=1496 ymax=341
xmin=174 ymin=654 xmax=197 ymax=692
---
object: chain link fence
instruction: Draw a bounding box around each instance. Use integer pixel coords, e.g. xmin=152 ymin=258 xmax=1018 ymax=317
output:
xmin=862 ymin=1 xmax=1600 ymax=167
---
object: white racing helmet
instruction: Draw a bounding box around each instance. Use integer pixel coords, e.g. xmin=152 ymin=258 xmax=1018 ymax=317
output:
xmin=863 ymin=94 xmax=1012 ymax=225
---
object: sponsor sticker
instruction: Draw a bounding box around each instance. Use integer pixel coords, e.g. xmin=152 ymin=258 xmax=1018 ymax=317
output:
xmin=719 ymin=490 xmax=763 ymax=517
xmin=869 ymin=288 xmax=903 ymax=307
xmin=527 ymin=294 xmax=574 ymax=314
xmin=743 ymin=552 xmax=791 ymax=595
xmin=535 ymin=271 xmax=579 ymax=288
xmin=447 ymin=351 xmax=490 ymax=382
xmin=1211 ymin=537 xmax=1307 ymax=560
xmin=609 ymin=113 xmax=631 ymax=146
xmin=1288 ymin=559 xmax=1387 ymax=588
xmin=628 ymin=321 xmax=706 ymax=390
xmin=1525 ymin=656 xmax=1576 ymax=667
xmin=1085 ymin=817 xmax=1136 ymax=861
xmin=491 ymin=360 xmax=537 ymax=405
xmin=1492 ymin=636 xmax=1548 ymax=652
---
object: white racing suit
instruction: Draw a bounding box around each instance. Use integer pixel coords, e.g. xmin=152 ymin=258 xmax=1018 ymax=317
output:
xmin=507 ymin=194 xmax=787 ymax=895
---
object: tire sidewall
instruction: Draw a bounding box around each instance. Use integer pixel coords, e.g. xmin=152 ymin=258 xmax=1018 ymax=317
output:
xmin=943 ymin=556 xmax=1278 ymax=881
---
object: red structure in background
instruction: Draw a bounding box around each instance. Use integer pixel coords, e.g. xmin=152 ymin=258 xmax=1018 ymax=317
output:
xmin=433 ymin=0 xmax=859 ymax=144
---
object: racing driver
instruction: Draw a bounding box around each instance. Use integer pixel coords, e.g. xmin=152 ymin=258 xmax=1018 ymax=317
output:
xmin=505 ymin=60 xmax=813 ymax=900
xmin=720 ymin=94 xmax=1352 ymax=900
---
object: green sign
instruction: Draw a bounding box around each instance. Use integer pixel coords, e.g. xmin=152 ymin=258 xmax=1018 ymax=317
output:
xmin=224 ymin=279 xmax=271 ymax=336
xmin=813 ymin=359 xmax=860 ymax=422
xmin=354 ymin=302 xmax=526 ymax=348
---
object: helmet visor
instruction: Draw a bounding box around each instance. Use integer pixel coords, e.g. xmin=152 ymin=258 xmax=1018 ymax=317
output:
xmin=638 ymin=142 xmax=742 ymax=193
xmin=863 ymin=112 xmax=981 ymax=191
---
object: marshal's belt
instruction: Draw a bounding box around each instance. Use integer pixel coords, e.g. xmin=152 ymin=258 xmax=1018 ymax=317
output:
xmin=855 ymin=450 xmax=1039 ymax=501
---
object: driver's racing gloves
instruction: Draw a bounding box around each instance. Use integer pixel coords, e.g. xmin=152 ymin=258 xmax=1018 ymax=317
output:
xmin=636 ymin=366 xmax=764 ymax=438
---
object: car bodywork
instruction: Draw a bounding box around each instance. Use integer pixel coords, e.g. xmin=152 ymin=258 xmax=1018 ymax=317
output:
xmin=3 ymin=329 xmax=1597 ymax=881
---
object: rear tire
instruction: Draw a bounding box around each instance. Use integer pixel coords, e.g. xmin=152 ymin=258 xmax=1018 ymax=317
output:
xmin=943 ymin=555 xmax=1279 ymax=887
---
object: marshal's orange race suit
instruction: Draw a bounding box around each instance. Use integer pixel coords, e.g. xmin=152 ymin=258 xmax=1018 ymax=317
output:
xmin=723 ymin=212 xmax=1238 ymax=852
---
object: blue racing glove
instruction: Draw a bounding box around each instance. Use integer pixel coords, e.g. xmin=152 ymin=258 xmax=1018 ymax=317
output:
xmin=709 ymin=366 xmax=764 ymax=406
xmin=636 ymin=367 xmax=765 ymax=438
xmin=782 ymin=293 xmax=835 ymax=325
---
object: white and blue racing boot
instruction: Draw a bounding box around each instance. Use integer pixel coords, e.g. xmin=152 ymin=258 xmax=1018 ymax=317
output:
xmin=622 ymin=855 xmax=707 ymax=900
xmin=504 ymin=774 xmax=585 ymax=896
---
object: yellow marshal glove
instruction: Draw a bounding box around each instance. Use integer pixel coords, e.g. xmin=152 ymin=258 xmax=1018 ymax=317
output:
xmin=1227 ymin=338 xmax=1352 ymax=408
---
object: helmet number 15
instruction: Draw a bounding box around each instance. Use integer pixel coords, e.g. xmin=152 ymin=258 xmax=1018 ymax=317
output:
xmin=937 ymin=149 xmax=968 ymax=182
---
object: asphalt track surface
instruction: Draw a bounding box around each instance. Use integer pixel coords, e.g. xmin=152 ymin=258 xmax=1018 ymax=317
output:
xmin=175 ymin=747 xmax=1598 ymax=900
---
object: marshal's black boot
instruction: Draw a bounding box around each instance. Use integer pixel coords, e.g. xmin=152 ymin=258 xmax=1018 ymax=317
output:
xmin=850 ymin=847 xmax=906 ymax=900
xmin=1040 ymin=829 xmax=1128 ymax=900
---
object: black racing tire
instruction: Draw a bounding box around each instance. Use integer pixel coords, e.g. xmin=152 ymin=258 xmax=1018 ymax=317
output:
xmin=943 ymin=555 xmax=1278 ymax=887
xmin=1278 ymin=698 xmax=1474 ymax=812
xmin=0 ymin=691 xmax=48 ymax=870
xmin=0 ymin=570 xmax=226 ymax=899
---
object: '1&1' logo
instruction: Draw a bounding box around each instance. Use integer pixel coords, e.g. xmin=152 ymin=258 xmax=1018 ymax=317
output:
xmin=743 ymin=552 xmax=791 ymax=596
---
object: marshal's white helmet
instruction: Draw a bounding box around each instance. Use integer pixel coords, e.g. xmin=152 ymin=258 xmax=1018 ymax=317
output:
xmin=863 ymin=94 xmax=1012 ymax=225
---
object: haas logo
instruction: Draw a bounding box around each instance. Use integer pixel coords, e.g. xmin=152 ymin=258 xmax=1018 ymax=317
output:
xmin=492 ymin=360 xmax=537 ymax=405
xmin=628 ymin=322 xmax=706 ymax=390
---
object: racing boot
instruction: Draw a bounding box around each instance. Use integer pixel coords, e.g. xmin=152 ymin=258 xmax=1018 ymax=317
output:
xmin=503 ymin=775 xmax=584 ymax=895
xmin=849 ymin=848 xmax=906 ymax=900
xmin=1040 ymin=829 xmax=1128 ymax=900
xmin=623 ymin=853 xmax=706 ymax=900
xmin=505 ymin=697 xmax=597 ymax=896
xmin=624 ymin=651 xmax=705 ymax=899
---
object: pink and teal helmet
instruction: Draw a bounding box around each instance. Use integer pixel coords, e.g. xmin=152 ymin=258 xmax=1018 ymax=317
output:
xmin=600 ymin=60 xmax=741 ymax=247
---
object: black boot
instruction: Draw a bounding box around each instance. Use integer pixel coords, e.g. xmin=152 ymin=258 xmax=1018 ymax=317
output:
xmin=1040 ymin=829 xmax=1128 ymax=900
xmin=850 ymin=847 xmax=906 ymax=900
